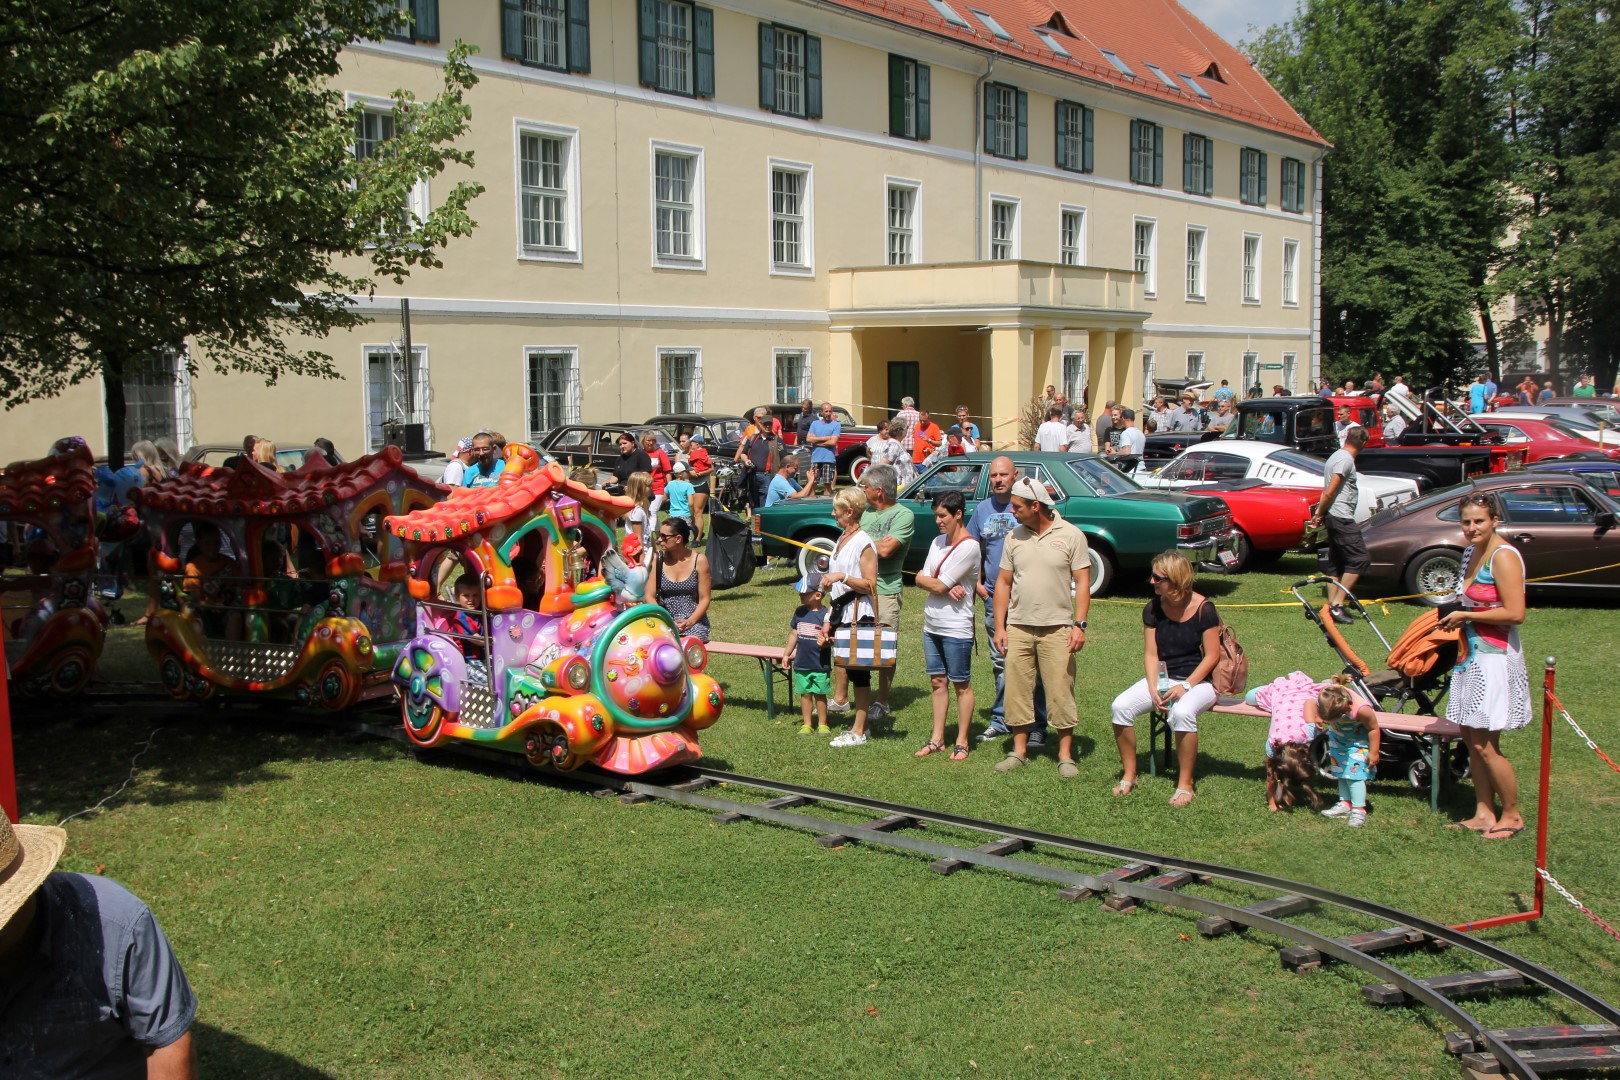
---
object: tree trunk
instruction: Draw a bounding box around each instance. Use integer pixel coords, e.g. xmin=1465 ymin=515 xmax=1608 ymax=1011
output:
xmin=1475 ymin=291 xmax=1501 ymax=380
xmin=103 ymin=349 xmax=128 ymax=469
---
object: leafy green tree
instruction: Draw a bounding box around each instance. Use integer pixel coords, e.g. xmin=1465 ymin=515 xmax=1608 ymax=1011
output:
xmin=1248 ymin=0 xmax=1518 ymax=389
xmin=1501 ymin=0 xmax=1620 ymax=392
xmin=0 ymin=0 xmax=483 ymax=463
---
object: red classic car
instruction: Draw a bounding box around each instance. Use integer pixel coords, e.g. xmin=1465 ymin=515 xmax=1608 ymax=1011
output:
xmin=750 ymin=402 xmax=878 ymax=479
xmin=1157 ymin=477 xmax=1312 ymax=571
xmin=1467 ymin=416 xmax=1620 ymax=463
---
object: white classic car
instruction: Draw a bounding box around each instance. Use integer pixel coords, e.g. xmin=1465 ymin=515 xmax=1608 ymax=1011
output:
xmin=1136 ymin=442 xmax=1420 ymax=521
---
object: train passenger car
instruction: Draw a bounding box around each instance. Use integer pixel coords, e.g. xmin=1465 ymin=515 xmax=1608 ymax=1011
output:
xmin=134 ymin=447 xmax=445 ymax=710
xmin=0 ymin=439 xmax=107 ymax=697
xmin=386 ymin=445 xmax=722 ymax=775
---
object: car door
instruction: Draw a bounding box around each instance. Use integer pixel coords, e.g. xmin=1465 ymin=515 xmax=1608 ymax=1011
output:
xmin=902 ymin=460 xmax=987 ymax=558
xmin=1496 ymin=482 xmax=1620 ymax=589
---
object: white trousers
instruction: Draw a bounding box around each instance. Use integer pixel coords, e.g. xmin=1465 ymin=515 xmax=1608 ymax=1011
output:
xmin=1111 ymin=678 xmax=1217 ymax=734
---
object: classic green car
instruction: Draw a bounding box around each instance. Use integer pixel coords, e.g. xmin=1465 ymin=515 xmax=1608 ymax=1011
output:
xmin=758 ymin=452 xmax=1239 ymax=596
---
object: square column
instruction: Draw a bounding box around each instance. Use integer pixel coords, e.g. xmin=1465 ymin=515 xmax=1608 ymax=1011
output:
xmin=986 ymin=325 xmax=1034 ymax=449
xmin=826 ymin=329 xmax=862 ymax=411
xmin=1113 ymin=329 xmax=1143 ymax=407
xmin=1087 ymin=328 xmax=1117 ymax=409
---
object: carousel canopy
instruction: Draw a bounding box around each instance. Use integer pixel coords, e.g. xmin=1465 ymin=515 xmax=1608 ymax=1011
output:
xmin=133 ymin=445 xmax=442 ymax=518
xmin=0 ymin=442 xmax=96 ymax=514
xmin=386 ymin=461 xmax=631 ymax=544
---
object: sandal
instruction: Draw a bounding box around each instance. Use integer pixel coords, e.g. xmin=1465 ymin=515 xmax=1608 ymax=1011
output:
xmin=1112 ymin=778 xmax=1138 ymax=797
xmin=1168 ymin=788 xmax=1196 ymax=807
xmin=914 ymin=741 xmax=946 ymax=758
xmin=949 ymin=744 xmax=969 ymax=762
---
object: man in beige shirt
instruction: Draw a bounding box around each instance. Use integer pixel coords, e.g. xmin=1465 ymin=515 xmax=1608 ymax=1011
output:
xmin=992 ymin=477 xmax=1091 ymax=776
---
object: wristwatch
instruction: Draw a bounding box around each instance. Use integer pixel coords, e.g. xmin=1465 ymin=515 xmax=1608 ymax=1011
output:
xmin=1073 ymin=620 xmax=1088 ymax=630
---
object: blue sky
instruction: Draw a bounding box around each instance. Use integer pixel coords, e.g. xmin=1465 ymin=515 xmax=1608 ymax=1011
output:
xmin=1179 ymin=0 xmax=1299 ymax=45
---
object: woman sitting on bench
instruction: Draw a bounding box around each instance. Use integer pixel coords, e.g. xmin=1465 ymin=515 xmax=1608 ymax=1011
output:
xmin=1109 ymin=552 xmax=1222 ymax=806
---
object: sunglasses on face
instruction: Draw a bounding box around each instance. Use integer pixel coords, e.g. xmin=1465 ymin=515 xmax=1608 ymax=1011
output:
xmin=658 ymin=533 xmax=679 ymax=542
xmin=1149 ymin=573 xmax=1168 ymax=583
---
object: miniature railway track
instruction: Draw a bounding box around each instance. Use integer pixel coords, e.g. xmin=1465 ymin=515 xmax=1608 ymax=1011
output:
xmin=35 ymin=695 xmax=1620 ymax=1076
xmin=580 ymin=765 xmax=1620 ymax=1079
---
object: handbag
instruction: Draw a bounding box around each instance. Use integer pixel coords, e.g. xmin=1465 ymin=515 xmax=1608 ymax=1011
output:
xmin=832 ymin=620 xmax=898 ymax=670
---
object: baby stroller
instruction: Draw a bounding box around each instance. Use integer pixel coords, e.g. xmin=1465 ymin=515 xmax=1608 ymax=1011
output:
xmin=1291 ymin=576 xmax=1469 ymax=792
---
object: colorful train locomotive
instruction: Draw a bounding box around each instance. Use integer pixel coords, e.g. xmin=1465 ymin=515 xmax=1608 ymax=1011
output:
xmin=386 ymin=446 xmax=723 ymax=774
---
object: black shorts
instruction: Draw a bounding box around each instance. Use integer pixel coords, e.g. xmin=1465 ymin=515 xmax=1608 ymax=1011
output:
xmin=1322 ymin=514 xmax=1370 ymax=576
xmin=691 ymin=477 xmax=710 ymax=494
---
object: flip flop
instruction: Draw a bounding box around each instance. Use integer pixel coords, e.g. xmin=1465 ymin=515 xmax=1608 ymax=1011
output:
xmin=914 ymin=741 xmax=946 ymax=758
xmin=1168 ymin=788 xmax=1196 ymax=807
xmin=1112 ymin=778 xmax=1138 ymax=797
xmin=1482 ymin=825 xmax=1526 ymax=841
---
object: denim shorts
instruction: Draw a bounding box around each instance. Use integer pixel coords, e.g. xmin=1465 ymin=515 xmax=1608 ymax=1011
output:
xmin=922 ymin=631 xmax=974 ymax=683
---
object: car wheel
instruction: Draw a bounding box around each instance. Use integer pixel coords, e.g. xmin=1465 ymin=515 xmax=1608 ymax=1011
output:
xmin=798 ymin=533 xmax=837 ymax=579
xmin=848 ymin=455 xmax=871 ymax=483
xmin=1226 ymin=529 xmax=1253 ymax=574
xmin=1404 ymin=547 xmax=1463 ymax=606
xmin=1087 ymin=544 xmax=1116 ymax=597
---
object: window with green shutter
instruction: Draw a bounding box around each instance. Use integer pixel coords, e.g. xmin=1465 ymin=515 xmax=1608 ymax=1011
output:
xmin=1281 ymin=157 xmax=1307 ymax=213
xmin=888 ymin=56 xmax=930 ymax=141
xmin=637 ymin=0 xmax=714 ymax=98
xmin=759 ymin=23 xmax=822 ymax=118
xmin=501 ymin=0 xmax=589 ymax=73
xmin=983 ymin=83 xmax=1026 ymax=160
xmin=1054 ymin=100 xmax=1092 ymax=173
xmin=384 ymin=0 xmax=439 ymax=43
xmin=1182 ymin=134 xmax=1212 ymax=197
xmin=1240 ymin=148 xmax=1268 ymax=206
xmin=1130 ymin=120 xmax=1163 ymax=186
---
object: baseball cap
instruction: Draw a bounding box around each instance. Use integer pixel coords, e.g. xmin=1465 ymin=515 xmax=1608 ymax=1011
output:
xmin=1008 ymin=477 xmax=1054 ymax=506
xmin=796 ymin=571 xmax=825 ymax=594
xmin=689 ymin=433 xmax=704 ymax=444
xmin=948 ymin=425 xmax=962 ymax=437
xmin=672 ymin=461 xmax=688 ymax=474
xmin=456 ymin=437 xmax=475 ymax=454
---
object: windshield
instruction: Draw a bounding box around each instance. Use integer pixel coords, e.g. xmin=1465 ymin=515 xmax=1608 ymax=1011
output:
xmin=1065 ymin=456 xmax=1140 ymax=496
xmin=1268 ymin=449 xmax=1327 ymax=476
xmin=1227 ymin=409 xmax=1290 ymax=442
xmin=1543 ymin=420 xmax=1588 ymax=441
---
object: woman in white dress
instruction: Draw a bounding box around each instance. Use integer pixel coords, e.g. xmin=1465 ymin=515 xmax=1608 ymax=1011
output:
xmin=1439 ymin=492 xmax=1531 ymax=840
xmin=822 ymin=487 xmax=879 ymax=747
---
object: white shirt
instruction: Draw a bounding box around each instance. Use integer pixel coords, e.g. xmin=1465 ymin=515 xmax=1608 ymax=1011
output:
xmin=1116 ymin=426 xmax=1145 ymax=455
xmin=920 ymin=533 xmax=981 ymax=639
xmin=828 ymin=529 xmax=876 ymax=624
xmin=1064 ymin=423 xmax=1092 ymax=452
xmin=441 ymin=458 xmax=466 ymax=486
xmin=1035 ymin=420 xmax=1069 ymax=452
xmin=1388 ymin=381 xmax=1412 ymax=398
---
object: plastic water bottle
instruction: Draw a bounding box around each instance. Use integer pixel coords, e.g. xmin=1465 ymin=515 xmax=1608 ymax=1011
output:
xmin=1157 ymin=661 xmax=1171 ymax=696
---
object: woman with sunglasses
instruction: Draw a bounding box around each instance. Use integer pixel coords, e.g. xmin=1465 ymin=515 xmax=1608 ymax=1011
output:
xmin=822 ymin=486 xmax=879 ymax=747
xmin=1438 ymin=492 xmax=1530 ymax=840
xmin=643 ymin=517 xmax=711 ymax=641
xmin=1108 ymin=551 xmax=1222 ymax=805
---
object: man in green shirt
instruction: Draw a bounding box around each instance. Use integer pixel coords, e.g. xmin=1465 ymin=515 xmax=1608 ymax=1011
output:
xmin=1572 ymin=375 xmax=1596 ymax=399
xmin=844 ymin=464 xmax=911 ymax=720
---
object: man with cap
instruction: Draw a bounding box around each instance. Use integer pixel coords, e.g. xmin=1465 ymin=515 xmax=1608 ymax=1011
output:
xmin=464 ymin=431 xmax=505 ymax=488
xmin=991 ymin=476 xmax=1090 ymax=776
xmin=968 ymin=456 xmax=1048 ymax=745
xmin=442 ymin=436 xmax=474 ymax=486
xmin=0 ymin=817 xmax=197 ymax=1077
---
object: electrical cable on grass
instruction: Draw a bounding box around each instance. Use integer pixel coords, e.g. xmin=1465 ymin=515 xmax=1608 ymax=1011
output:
xmin=58 ymin=727 xmax=165 ymax=828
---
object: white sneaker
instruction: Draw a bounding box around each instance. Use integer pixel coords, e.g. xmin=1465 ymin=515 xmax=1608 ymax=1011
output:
xmin=829 ymin=731 xmax=868 ymax=748
xmin=1346 ymin=808 xmax=1369 ymax=828
xmin=868 ymin=701 xmax=890 ymax=721
xmin=826 ymin=698 xmax=851 ymax=714
xmin=1320 ymin=802 xmax=1352 ymax=818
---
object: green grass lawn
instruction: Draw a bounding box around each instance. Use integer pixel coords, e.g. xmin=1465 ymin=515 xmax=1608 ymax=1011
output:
xmin=13 ymin=552 xmax=1620 ymax=1078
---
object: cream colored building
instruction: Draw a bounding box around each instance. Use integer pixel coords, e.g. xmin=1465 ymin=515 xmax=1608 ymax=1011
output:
xmin=2 ymin=0 xmax=1327 ymax=462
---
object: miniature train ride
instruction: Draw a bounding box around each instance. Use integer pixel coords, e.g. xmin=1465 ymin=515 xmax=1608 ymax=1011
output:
xmin=385 ymin=444 xmax=722 ymax=774
xmin=85 ymin=440 xmax=726 ymax=776
xmin=0 ymin=439 xmax=108 ymax=698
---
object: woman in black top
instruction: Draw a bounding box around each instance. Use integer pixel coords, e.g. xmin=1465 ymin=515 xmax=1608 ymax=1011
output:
xmin=1108 ymin=552 xmax=1222 ymax=805
xmin=612 ymin=432 xmax=652 ymax=493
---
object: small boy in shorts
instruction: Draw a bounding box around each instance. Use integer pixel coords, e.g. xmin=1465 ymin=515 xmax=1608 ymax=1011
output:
xmin=781 ymin=572 xmax=832 ymax=736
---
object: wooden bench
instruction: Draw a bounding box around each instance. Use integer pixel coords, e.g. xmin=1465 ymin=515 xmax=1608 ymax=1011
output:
xmin=1148 ymin=700 xmax=1464 ymax=811
xmin=707 ymin=641 xmax=787 ymax=721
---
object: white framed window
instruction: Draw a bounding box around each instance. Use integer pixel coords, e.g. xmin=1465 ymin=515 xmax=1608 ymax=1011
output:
xmin=516 ymin=122 xmax=581 ymax=261
xmin=1134 ymin=218 xmax=1157 ymax=297
xmin=1243 ymin=352 xmax=1259 ymax=392
xmin=1283 ymin=352 xmax=1299 ymax=394
xmin=989 ymin=84 xmax=1019 ymax=158
xmin=773 ymin=348 xmax=812 ymax=404
xmin=1060 ymin=206 xmax=1086 ymax=266
xmin=656 ymin=0 xmax=695 ymax=95
xmin=1141 ymin=349 xmax=1156 ymax=402
xmin=1185 ymin=351 xmax=1206 ymax=380
xmin=774 ymin=27 xmax=806 ymax=116
xmin=1282 ymin=238 xmax=1300 ymax=306
xmin=522 ymin=0 xmax=568 ymax=69
xmin=886 ymin=179 xmax=919 ymax=266
xmin=990 ymin=197 xmax=1019 ymax=261
xmin=1185 ymin=226 xmax=1206 ymax=301
xmin=1242 ymin=233 xmax=1261 ymax=304
xmin=351 ymin=98 xmax=430 ymax=231
xmin=651 ymin=142 xmax=703 ymax=268
xmin=657 ymin=348 xmax=702 ymax=413
xmin=769 ymin=161 xmax=813 ymax=275
xmin=526 ymin=348 xmax=581 ymax=439
xmin=119 ymin=348 xmax=192 ymax=453
xmin=1061 ymin=351 xmax=1086 ymax=402
xmin=364 ymin=344 xmax=431 ymax=453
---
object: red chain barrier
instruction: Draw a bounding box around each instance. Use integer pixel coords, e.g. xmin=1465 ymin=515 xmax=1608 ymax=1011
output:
xmin=1545 ymin=691 xmax=1620 ymax=776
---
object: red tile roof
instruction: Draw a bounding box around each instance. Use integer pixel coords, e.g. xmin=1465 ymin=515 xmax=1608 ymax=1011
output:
xmin=133 ymin=445 xmax=444 ymax=517
xmin=827 ymin=0 xmax=1327 ymax=145
xmin=386 ymin=461 xmax=633 ymax=544
xmin=0 ymin=443 xmax=97 ymax=513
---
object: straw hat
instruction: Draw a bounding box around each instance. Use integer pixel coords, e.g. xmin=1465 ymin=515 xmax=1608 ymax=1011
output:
xmin=0 ymin=817 xmax=66 ymax=929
